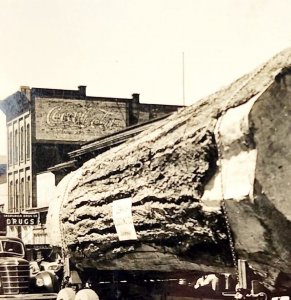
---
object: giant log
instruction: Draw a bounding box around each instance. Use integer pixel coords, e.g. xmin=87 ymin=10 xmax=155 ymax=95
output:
xmin=47 ymin=48 xmax=291 ymax=289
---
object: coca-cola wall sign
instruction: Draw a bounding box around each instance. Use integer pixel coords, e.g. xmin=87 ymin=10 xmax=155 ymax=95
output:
xmin=35 ymin=98 xmax=127 ymax=142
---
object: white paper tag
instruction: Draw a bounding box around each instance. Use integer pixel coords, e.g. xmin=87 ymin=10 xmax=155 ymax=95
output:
xmin=112 ymin=198 xmax=137 ymax=241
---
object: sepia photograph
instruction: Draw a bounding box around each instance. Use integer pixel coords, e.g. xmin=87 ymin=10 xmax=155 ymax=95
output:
xmin=0 ymin=1 xmax=291 ymax=299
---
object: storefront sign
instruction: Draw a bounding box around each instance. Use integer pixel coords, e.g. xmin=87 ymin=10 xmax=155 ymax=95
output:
xmin=112 ymin=198 xmax=137 ymax=241
xmin=26 ymin=244 xmax=51 ymax=250
xmin=4 ymin=213 xmax=39 ymax=226
xmin=0 ymin=212 xmax=6 ymax=235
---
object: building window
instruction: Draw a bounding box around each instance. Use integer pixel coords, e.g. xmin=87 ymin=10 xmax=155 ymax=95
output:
xmin=15 ymin=179 xmax=19 ymax=212
xmin=26 ymin=124 xmax=30 ymax=160
xmin=20 ymin=127 xmax=24 ymax=161
xmin=9 ymin=132 xmax=12 ymax=166
xmin=25 ymin=176 xmax=31 ymax=209
xmin=14 ymin=130 xmax=18 ymax=164
xmin=9 ymin=181 xmax=13 ymax=212
xmin=20 ymin=178 xmax=24 ymax=211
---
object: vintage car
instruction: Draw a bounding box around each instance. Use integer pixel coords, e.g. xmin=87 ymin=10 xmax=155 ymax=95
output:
xmin=0 ymin=236 xmax=57 ymax=299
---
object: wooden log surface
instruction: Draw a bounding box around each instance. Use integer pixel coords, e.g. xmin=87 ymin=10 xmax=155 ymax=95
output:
xmin=47 ymin=48 xmax=291 ymax=289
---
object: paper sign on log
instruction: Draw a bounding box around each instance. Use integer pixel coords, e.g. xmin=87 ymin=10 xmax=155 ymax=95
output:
xmin=112 ymin=198 xmax=137 ymax=241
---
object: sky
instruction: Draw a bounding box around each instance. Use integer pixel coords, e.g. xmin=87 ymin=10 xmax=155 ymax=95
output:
xmin=1 ymin=0 xmax=291 ymax=155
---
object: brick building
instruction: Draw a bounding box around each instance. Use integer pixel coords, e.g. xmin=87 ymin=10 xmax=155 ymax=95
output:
xmin=0 ymin=85 xmax=181 ymax=248
xmin=0 ymin=155 xmax=7 ymax=213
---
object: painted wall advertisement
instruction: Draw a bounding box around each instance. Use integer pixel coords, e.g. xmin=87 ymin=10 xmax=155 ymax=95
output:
xmin=35 ymin=98 xmax=127 ymax=142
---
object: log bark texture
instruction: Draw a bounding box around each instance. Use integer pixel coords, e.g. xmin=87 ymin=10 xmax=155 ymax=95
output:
xmin=47 ymin=48 xmax=291 ymax=288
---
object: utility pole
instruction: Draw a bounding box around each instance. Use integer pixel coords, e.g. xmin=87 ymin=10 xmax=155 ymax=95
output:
xmin=182 ymin=52 xmax=185 ymax=105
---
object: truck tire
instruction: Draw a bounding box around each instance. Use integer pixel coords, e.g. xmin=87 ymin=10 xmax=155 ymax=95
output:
xmin=75 ymin=288 xmax=99 ymax=300
xmin=57 ymin=287 xmax=76 ymax=300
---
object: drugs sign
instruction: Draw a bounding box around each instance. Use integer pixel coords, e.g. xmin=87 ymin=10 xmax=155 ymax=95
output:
xmin=0 ymin=213 xmax=6 ymax=235
xmin=4 ymin=213 xmax=39 ymax=226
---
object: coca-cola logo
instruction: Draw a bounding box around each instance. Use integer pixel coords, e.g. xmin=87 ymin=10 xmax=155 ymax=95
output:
xmin=46 ymin=105 xmax=124 ymax=130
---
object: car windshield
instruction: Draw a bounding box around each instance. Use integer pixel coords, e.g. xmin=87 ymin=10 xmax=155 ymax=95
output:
xmin=1 ymin=241 xmax=24 ymax=256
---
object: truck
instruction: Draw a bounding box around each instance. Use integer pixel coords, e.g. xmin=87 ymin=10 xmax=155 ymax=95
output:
xmin=55 ymin=257 xmax=271 ymax=300
xmin=0 ymin=236 xmax=58 ymax=299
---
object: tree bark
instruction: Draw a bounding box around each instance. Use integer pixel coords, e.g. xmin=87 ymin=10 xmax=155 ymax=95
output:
xmin=47 ymin=48 xmax=291 ymax=289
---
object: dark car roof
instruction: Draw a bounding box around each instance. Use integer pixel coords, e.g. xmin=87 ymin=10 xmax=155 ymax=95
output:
xmin=0 ymin=236 xmax=23 ymax=243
